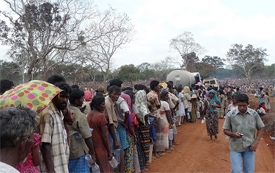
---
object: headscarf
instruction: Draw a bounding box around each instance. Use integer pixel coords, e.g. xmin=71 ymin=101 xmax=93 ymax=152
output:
xmin=209 ymin=89 xmax=220 ymax=113
xmin=84 ymin=90 xmax=92 ymax=102
xmin=134 ymin=90 xmax=150 ymax=123
xmin=182 ymin=86 xmax=190 ymax=94
xmin=120 ymin=94 xmax=132 ymax=112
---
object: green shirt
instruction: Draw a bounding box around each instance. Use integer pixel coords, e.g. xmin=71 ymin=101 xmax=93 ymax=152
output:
xmin=68 ymin=105 xmax=92 ymax=159
xmin=223 ymin=107 xmax=265 ymax=152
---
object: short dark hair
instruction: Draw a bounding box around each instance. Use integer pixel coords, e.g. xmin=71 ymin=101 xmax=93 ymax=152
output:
xmin=124 ymin=90 xmax=135 ymax=100
xmin=236 ymin=93 xmax=249 ymax=103
xmin=177 ymin=85 xmax=183 ymax=93
xmin=109 ymin=79 xmax=123 ymax=88
xmin=0 ymin=107 xmax=36 ymax=149
xmin=160 ymin=90 xmax=168 ymax=100
xmin=55 ymin=82 xmax=72 ymax=95
xmin=150 ymin=80 xmax=159 ymax=90
xmin=69 ymin=88 xmax=84 ymax=104
xmin=122 ymin=86 xmax=133 ymax=92
xmin=47 ymin=74 xmax=66 ymax=85
xmin=108 ymin=85 xmax=121 ymax=94
xmin=90 ymin=95 xmax=105 ymax=110
xmin=167 ymin=83 xmax=173 ymax=89
xmin=136 ymin=84 xmax=146 ymax=91
xmin=0 ymin=79 xmax=14 ymax=94
xmin=71 ymin=84 xmax=79 ymax=89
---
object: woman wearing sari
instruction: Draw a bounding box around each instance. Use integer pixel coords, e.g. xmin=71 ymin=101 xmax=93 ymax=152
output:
xmin=121 ymin=94 xmax=136 ymax=173
xmin=133 ymin=85 xmax=151 ymax=172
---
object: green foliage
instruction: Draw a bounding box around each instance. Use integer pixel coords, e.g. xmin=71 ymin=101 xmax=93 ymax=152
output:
xmin=226 ymin=44 xmax=267 ymax=83
xmin=202 ymin=56 xmax=225 ymax=69
xmin=0 ymin=60 xmax=21 ymax=84
xmin=193 ymin=62 xmax=214 ymax=79
xmin=117 ymin=64 xmax=141 ymax=82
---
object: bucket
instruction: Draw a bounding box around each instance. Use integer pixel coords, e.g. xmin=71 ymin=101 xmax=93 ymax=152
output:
xmin=148 ymin=138 xmax=154 ymax=163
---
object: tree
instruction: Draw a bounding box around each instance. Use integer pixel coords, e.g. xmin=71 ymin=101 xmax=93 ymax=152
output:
xmin=117 ymin=64 xmax=140 ymax=82
xmin=81 ymin=7 xmax=134 ymax=86
xmin=202 ymin=56 xmax=225 ymax=77
xmin=137 ymin=62 xmax=155 ymax=80
xmin=193 ymin=62 xmax=214 ymax=79
xmin=151 ymin=57 xmax=176 ymax=81
xmin=226 ymin=44 xmax=268 ymax=83
xmin=170 ymin=31 xmax=205 ymax=71
xmin=0 ymin=0 xmax=98 ymax=80
xmin=0 ymin=60 xmax=21 ymax=84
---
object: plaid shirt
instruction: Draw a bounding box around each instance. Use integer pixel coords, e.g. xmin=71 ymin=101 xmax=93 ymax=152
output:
xmin=38 ymin=102 xmax=70 ymax=173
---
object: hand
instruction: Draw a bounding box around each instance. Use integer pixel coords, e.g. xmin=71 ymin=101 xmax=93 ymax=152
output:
xmin=91 ymin=155 xmax=96 ymax=165
xmin=250 ymin=141 xmax=259 ymax=151
xmin=114 ymin=140 xmax=120 ymax=149
xmin=108 ymin=152 xmax=113 ymax=161
xmin=121 ymin=123 xmax=126 ymax=129
xmin=234 ymin=132 xmax=243 ymax=138
xmin=80 ymin=105 xmax=86 ymax=113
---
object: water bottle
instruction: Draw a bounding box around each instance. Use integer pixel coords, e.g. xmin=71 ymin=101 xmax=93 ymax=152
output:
xmin=197 ymin=111 xmax=201 ymax=119
xmin=114 ymin=148 xmax=122 ymax=164
xmin=172 ymin=124 xmax=177 ymax=134
xmin=84 ymin=154 xmax=100 ymax=173
xmin=91 ymin=164 xmax=100 ymax=173
xmin=168 ymin=129 xmax=174 ymax=140
xmin=201 ymin=117 xmax=205 ymax=124
xmin=109 ymin=156 xmax=119 ymax=168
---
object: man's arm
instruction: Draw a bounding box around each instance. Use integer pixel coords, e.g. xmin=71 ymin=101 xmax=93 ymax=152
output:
xmin=250 ymin=128 xmax=264 ymax=151
xmin=109 ymin=124 xmax=120 ymax=149
xmin=223 ymin=129 xmax=242 ymax=138
xmin=41 ymin=143 xmax=54 ymax=172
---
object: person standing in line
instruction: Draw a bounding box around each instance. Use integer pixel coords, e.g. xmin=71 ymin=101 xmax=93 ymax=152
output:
xmin=0 ymin=107 xmax=36 ymax=173
xmin=223 ymin=94 xmax=264 ymax=173
xmin=0 ymin=79 xmax=14 ymax=95
xmin=38 ymin=82 xmax=72 ymax=173
xmin=67 ymin=88 xmax=96 ymax=173
xmin=176 ymin=85 xmax=185 ymax=126
xmin=147 ymin=80 xmax=163 ymax=154
xmin=87 ymin=95 xmax=113 ymax=173
xmin=182 ymin=86 xmax=191 ymax=123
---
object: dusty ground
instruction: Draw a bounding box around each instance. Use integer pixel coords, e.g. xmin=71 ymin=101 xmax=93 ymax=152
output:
xmin=148 ymin=94 xmax=275 ymax=173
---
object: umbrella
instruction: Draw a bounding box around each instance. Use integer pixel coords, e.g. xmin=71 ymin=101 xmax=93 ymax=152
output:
xmin=0 ymin=80 xmax=61 ymax=111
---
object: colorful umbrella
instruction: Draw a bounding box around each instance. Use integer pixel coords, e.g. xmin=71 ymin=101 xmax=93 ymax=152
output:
xmin=0 ymin=80 xmax=61 ymax=111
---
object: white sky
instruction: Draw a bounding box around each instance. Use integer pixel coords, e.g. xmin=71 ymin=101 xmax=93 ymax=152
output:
xmin=1 ymin=0 xmax=275 ymax=69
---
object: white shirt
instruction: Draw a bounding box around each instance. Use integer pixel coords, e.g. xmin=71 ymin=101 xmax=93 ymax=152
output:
xmin=0 ymin=162 xmax=20 ymax=173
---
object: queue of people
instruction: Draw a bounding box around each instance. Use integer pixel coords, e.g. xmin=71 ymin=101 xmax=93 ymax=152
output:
xmin=0 ymin=76 xmax=268 ymax=173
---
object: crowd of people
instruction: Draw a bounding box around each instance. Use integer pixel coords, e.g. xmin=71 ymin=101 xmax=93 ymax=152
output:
xmin=0 ymin=76 xmax=271 ymax=173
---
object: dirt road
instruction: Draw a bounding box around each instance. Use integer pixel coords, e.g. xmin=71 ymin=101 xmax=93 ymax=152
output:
xmin=148 ymin=95 xmax=275 ymax=173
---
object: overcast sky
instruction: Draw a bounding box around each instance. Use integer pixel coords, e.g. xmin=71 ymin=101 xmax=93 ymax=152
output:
xmin=1 ymin=0 xmax=275 ymax=69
